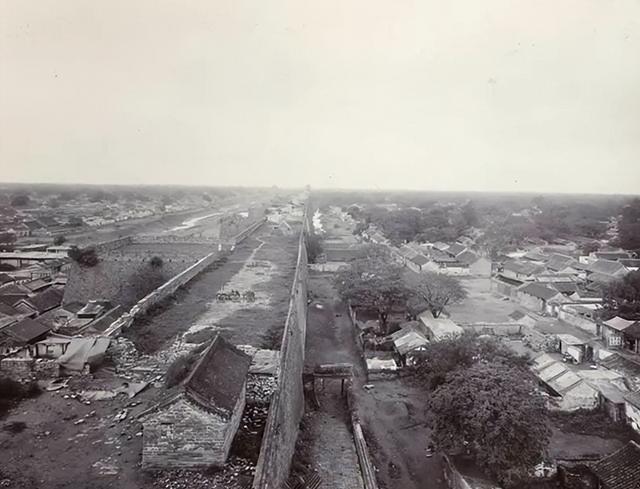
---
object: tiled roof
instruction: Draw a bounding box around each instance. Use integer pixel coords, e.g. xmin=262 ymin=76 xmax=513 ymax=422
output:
xmin=591 ymin=441 xmax=640 ymax=489
xmin=589 ymin=260 xmax=628 ymax=276
xmin=1 ymin=317 xmax=51 ymax=343
xmin=183 ymin=335 xmax=251 ymax=418
xmin=603 ymin=316 xmax=638 ymax=332
xmin=503 ymin=260 xmax=544 ymax=276
xmin=410 ymin=254 xmax=429 ymax=266
xmin=20 ymin=287 xmax=64 ymax=314
xmin=456 ymin=250 xmax=480 ymax=265
xmin=545 ymin=253 xmax=576 ymax=272
xmin=446 ymin=243 xmax=467 ymax=257
xmin=519 ymin=282 xmax=560 ymax=301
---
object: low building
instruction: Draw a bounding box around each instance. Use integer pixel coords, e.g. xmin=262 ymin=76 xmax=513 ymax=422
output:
xmin=407 ymin=254 xmax=430 ymax=273
xmin=456 ymin=250 xmax=491 ymax=277
xmin=419 ymin=311 xmax=464 ymax=341
xmin=516 ymin=283 xmax=565 ymax=314
xmin=0 ymin=318 xmax=51 ymax=356
xmin=140 ymin=335 xmax=251 ymax=470
xmin=601 ymin=317 xmax=637 ymax=349
xmin=590 ymin=441 xmax=640 ymax=489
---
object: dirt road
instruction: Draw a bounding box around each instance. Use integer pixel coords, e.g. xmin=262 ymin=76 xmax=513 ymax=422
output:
xmin=305 ymin=273 xmax=446 ymax=489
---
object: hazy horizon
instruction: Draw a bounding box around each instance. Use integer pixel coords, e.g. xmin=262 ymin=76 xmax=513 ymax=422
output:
xmin=2 ymin=0 xmax=640 ymax=194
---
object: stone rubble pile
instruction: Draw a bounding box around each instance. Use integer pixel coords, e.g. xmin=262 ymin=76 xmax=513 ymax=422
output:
xmin=245 ymin=375 xmax=277 ymax=405
xmin=152 ymin=457 xmax=255 ymax=489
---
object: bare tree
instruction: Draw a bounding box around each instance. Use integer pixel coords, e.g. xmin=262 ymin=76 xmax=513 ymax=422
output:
xmin=411 ymin=272 xmax=467 ymax=318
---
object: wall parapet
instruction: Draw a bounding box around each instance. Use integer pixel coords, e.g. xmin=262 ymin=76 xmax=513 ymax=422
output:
xmin=252 ymin=207 xmax=309 ymax=489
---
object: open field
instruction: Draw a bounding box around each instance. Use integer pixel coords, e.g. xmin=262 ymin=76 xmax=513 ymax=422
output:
xmin=446 ymin=277 xmax=514 ymax=323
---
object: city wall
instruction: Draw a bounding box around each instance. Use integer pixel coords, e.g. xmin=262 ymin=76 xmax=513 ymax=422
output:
xmin=102 ymin=219 xmax=266 ymax=338
xmin=252 ymin=210 xmax=310 ymax=489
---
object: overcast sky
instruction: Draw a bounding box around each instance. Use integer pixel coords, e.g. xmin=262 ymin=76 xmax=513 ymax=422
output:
xmin=1 ymin=1 xmax=639 ymax=194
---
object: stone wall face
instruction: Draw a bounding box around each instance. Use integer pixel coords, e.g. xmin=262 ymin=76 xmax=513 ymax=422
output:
xmin=252 ymin=209 xmax=309 ymax=489
xmin=0 ymin=357 xmax=60 ymax=380
xmin=142 ymin=388 xmax=245 ymax=470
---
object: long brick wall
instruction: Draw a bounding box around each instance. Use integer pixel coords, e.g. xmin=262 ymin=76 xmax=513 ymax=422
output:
xmin=252 ymin=209 xmax=310 ymax=489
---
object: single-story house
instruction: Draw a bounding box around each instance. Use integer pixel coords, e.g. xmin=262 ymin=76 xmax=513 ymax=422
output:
xmin=0 ymin=317 xmax=51 ymax=356
xmin=516 ymin=282 xmax=565 ymax=314
xmin=556 ymin=334 xmax=588 ymax=363
xmin=456 ymin=250 xmax=491 ymax=277
xmin=419 ymin=312 xmax=463 ymax=342
xmin=590 ymin=441 xmax=640 ymax=489
xmin=407 ymin=254 xmax=431 ymax=273
xmin=557 ymin=303 xmax=600 ymax=335
xmin=140 ymin=335 xmax=251 ymax=469
xmin=445 ymin=243 xmax=468 ymax=258
xmin=601 ymin=317 xmax=637 ymax=349
xmin=500 ymin=260 xmax=545 ymax=282
xmin=389 ymin=322 xmax=430 ymax=363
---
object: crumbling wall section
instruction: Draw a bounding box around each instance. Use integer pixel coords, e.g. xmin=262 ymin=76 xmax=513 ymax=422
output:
xmin=252 ymin=210 xmax=308 ymax=489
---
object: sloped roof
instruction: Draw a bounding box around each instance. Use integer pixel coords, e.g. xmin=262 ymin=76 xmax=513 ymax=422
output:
xmin=603 ymin=316 xmax=638 ymax=332
xmin=622 ymin=321 xmax=640 ymax=340
xmin=0 ymin=301 xmax=21 ymax=317
xmin=589 ymin=260 xmax=628 ymax=276
xmin=619 ymin=258 xmax=640 ymax=268
xmin=545 ymin=253 xmax=576 ymax=272
xmin=591 ymin=441 xmax=640 ymax=489
xmin=446 ymin=243 xmax=467 ymax=257
xmin=589 ymin=272 xmax=618 ymax=285
xmin=456 ymin=250 xmax=480 ymax=265
xmin=1 ymin=317 xmax=51 ymax=343
xmin=508 ymin=310 xmax=526 ymax=321
xmin=522 ymin=250 xmax=549 ymax=262
xmin=20 ymin=287 xmax=64 ymax=314
xmin=23 ymin=278 xmax=52 ymax=292
xmin=0 ymin=273 xmax=14 ymax=285
xmin=519 ymin=282 xmax=561 ymax=301
xmin=0 ymin=283 xmax=30 ymax=296
xmin=183 ymin=335 xmax=251 ymax=418
xmin=393 ymin=330 xmax=429 ymax=355
xmin=594 ymin=251 xmax=631 ymax=261
xmin=546 ymin=281 xmax=578 ymax=294
xmin=419 ymin=312 xmax=463 ymax=340
xmin=503 ymin=260 xmax=544 ymax=276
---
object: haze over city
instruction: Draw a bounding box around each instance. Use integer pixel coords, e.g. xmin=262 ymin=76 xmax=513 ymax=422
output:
xmin=1 ymin=0 xmax=640 ymax=194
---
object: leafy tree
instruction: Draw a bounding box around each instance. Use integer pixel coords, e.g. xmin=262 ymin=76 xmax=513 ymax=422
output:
xmin=0 ymin=232 xmax=16 ymax=244
xmin=413 ymin=332 xmax=528 ymax=389
xmin=10 ymin=194 xmax=30 ymax=207
xmin=409 ymin=272 xmax=467 ymax=318
xmin=53 ymin=235 xmax=66 ymax=246
xmin=619 ymin=199 xmax=640 ymax=251
xmin=68 ymin=246 xmax=99 ymax=267
xmin=150 ymin=256 xmax=164 ymax=268
xmin=334 ymin=247 xmax=409 ymax=326
xmin=429 ymin=363 xmax=550 ymax=487
xmin=603 ymin=270 xmax=640 ymax=319
xmin=305 ymin=234 xmax=323 ymax=264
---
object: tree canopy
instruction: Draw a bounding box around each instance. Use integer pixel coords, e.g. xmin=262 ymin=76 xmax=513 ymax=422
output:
xmin=604 ymin=270 xmax=640 ymax=319
xmin=429 ymin=363 xmax=550 ymax=487
xmin=334 ymin=247 xmax=409 ymax=326
xmin=619 ymin=199 xmax=640 ymax=251
xmin=409 ymin=272 xmax=467 ymax=318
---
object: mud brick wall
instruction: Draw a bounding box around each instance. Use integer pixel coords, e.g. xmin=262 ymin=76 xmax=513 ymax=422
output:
xmin=252 ymin=208 xmax=309 ymax=489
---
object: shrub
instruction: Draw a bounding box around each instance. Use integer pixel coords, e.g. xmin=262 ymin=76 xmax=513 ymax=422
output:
xmin=53 ymin=235 xmax=66 ymax=246
xmin=68 ymin=246 xmax=99 ymax=267
xmin=150 ymin=256 xmax=164 ymax=268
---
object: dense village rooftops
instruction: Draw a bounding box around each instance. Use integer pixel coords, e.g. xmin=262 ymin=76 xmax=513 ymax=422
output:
xmin=183 ymin=335 xmax=251 ymax=417
xmin=23 ymin=278 xmax=52 ymax=293
xmin=588 ymin=272 xmax=618 ymax=285
xmin=0 ymin=283 xmax=30 ymax=296
xmin=19 ymin=287 xmax=64 ymax=314
xmin=591 ymin=441 xmax=640 ymax=489
xmin=603 ymin=316 xmax=639 ymax=332
xmin=0 ymin=302 xmax=21 ymax=317
xmin=518 ymin=282 xmax=562 ymax=301
xmin=589 ymin=259 xmax=628 ymax=276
